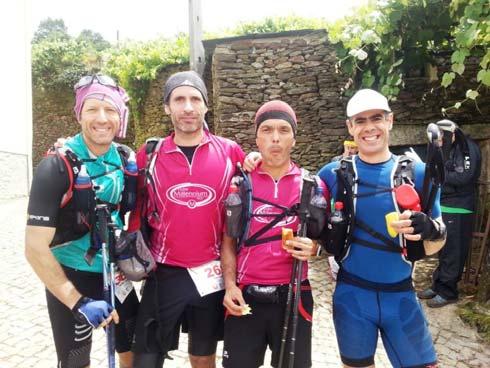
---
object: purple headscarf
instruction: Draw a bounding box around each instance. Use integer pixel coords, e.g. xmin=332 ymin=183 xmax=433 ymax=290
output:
xmin=74 ymin=82 xmax=130 ymax=138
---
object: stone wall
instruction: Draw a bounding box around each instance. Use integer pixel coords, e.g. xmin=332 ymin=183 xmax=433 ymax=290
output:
xmin=32 ymin=87 xmax=78 ymax=166
xmin=136 ymin=64 xmax=184 ymax=148
xmin=32 ymin=29 xmax=490 ymax=171
xmin=209 ymin=30 xmax=346 ymax=171
xmin=208 ymin=29 xmax=489 ymax=172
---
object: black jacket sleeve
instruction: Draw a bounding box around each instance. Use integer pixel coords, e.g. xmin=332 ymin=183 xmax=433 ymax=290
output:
xmin=27 ymin=155 xmax=70 ymax=227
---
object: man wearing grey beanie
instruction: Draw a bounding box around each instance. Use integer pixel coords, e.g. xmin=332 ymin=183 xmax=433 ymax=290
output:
xmin=129 ymin=71 xmax=245 ymax=368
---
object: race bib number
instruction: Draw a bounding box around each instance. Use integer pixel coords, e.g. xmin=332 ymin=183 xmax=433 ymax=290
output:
xmin=187 ymin=260 xmax=224 ymax=297
xmin=115 ymin=271 xmax=134 ymax=304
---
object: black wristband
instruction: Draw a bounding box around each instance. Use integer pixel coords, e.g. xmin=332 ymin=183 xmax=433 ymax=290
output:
xmin=71 ymin=296 xmax=94 ymax=325
xmin=71 ymin=296 xmax=88 ymax=313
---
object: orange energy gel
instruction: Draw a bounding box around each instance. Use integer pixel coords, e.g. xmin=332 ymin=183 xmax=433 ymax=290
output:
xmin=282 ymin=227 xmax=294 ymax=250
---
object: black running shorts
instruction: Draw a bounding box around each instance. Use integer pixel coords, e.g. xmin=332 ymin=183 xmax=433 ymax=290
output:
xmin=46 ymin=266 xmax=139 ymax=368
xmin=132 ymin=263 xmax=225 ymax=356
xmin=222 ymin=280 xmax=313 ymax=368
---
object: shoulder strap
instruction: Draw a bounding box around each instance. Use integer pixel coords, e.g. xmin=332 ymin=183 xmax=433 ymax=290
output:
xmin=48 ymin=148 xmax=82 ymax=208
xmin=393 ymin=154 xmax=416 ymax=187
xmin=243 ymin=167 xmax=312 ymax=248
xmin=115 ymin=143 xmax=132 ymax=167
xmin=335 ymin=155 xmax=417 ymax=258
xmin=144 ymin=137 xmax=164 ymax=194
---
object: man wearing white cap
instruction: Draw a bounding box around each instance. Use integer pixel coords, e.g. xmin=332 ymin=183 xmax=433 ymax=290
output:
xmin=318 ymin=89 xmax=446 ymax=367
xmin=418 ymin=119 xmax=481 ymax=307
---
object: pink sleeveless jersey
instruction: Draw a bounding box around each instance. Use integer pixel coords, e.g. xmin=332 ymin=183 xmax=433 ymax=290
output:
xmin=237 ymin=163 xmax=325 ymax=285
xmin=129 ymin=131 xmax=244 ymax=268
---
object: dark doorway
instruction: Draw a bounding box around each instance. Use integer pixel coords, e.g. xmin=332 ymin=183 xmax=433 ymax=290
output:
xmin=390 ymin=144 xmax=428 ymax=162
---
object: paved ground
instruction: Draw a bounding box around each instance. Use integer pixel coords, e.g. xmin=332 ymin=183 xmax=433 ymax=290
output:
xmin=1 ymin=197 xmax=489 ymax=367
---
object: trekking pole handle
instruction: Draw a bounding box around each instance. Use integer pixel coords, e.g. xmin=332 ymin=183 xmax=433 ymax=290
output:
xmin=298 ymin=176 xmax=315 ymax=236
xmin=427 ymin=123 xmax=442 ymax=144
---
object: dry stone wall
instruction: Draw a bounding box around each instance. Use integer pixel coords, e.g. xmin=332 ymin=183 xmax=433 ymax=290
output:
xmin=32 ymin=88 xmax=79 ymax=166
xmin=32 ymin=29 xmax=489 ymax=171
xmin=210 ymin=30 xmax=347 ymax=171
xmin=209 ymin=30 xmax=489 ymax=172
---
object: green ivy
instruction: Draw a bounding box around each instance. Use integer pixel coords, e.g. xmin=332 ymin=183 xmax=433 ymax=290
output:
xmin=329 ymin=0 xmax=488 ymax=111
xmin=103 ymin=35 xmax=189 ymax=118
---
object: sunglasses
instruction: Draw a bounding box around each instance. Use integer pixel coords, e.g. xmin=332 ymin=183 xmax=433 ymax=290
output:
xmin=74 ymin=75 xmax=119 ymax=91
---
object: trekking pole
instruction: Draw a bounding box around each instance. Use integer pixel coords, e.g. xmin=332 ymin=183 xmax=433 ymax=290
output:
xmin=96 ymin=204 xmax=116 ymax=368
xmin=278 ymin=174 xmax=316 ymax=368
xmin=422 ymin=123 xmax=445 ymax=214
xmin=278 ymin=258 xmax=298 ymax=368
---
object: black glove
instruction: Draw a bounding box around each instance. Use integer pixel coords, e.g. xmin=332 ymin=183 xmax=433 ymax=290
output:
xmin=409 ymin=212 xmax=446 ymax=240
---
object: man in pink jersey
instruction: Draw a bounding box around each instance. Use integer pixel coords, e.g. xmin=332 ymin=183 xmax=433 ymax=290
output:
xmin=128 ymin=71 xmax=245 ymax=368
xmin=220 ymin=101 xmax=327 ymax=368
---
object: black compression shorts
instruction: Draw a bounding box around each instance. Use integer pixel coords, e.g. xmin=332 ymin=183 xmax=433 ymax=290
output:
xmin=132 ymin=263 xmax=224 ymax=357
xmin=222 ymin=280 xmax=313 ymax=368
xmin=46 ymin=266 xmax=139 ymax=368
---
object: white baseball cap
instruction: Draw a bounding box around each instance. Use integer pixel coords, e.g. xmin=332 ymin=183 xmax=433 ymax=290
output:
xmin=346 ymin=89 xmax=391 ymax=118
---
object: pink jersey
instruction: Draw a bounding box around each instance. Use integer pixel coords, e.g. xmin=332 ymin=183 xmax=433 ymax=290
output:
xmin=129 ymin=131 xmax=244 ymax=268
xmin=237 ymin=163 xmax=326 ymax=285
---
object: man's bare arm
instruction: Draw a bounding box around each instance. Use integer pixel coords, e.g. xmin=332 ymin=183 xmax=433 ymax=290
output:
xmin=221 ymin=234 xmax=246 ymax=315
xmin=25 ymin=225 xmax=82 ymax=309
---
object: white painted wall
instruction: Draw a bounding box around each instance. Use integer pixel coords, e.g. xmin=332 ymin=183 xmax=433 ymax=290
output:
xmin=0 ymin=1 xmax=32 ymax=199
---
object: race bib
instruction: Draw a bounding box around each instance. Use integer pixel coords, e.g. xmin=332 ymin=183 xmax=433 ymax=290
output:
xmin=114 ymin=271 xmax=134 ymax=304
xmin=187 ymin=260 xmax=224 ymax=297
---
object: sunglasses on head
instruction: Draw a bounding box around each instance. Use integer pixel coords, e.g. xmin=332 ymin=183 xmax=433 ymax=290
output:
xmin=74 ymin=75 xmax=118 ymax=91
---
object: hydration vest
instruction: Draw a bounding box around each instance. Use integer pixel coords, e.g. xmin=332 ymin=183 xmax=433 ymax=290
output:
xmin=48 ymin=144 xmax=137 ymax=248
xmin=228 ymin=166 xmax=326 ymax=250
xmin=330 ymin=154 xmax=426 ymax=263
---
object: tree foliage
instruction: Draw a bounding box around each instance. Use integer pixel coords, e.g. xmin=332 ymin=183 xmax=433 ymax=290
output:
xmin=104 ymin=35 xmax=189 ymax=116
xmin=32 ymin=38 xmax=91 ymax=92
xmin=77 ymin=30 xmax=111 ymax=52
xmin=225 ymin=15 xmax=328 ymax=36
xmin=329 ymin=0 xmax=489 ymax=111
xmin=32 ymin=18 xmax=70 ymax=44
xmin=32 ymin=4 xmax=488 ymax=113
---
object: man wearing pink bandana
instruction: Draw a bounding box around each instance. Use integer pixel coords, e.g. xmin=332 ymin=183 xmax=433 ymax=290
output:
xmin=26 ymin=75 xmax=138 ymax=368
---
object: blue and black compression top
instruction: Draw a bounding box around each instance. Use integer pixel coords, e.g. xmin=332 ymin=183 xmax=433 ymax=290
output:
xmin=318 ymin=154 xmax=441 ymax=284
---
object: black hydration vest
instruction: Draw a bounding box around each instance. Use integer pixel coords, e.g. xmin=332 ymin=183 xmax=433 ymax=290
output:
xmin=227 ymin=166 xmax=326 ymax=250
xmin=330 ymin=155 xmax=426 ymax=263
xmin=49 ymin=144 xmax=137 ymax=248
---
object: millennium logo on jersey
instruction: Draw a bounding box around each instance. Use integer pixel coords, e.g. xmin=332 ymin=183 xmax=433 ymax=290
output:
xmin=166 ymin=183 xmax=216 ymax=209
xmin=254 ymin=204 xmax=296 ymax=227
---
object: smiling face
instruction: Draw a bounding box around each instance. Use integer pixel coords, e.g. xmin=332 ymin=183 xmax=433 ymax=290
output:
xmin=164 ymin=85 xmax=208 ymax=137
xmin=256 ymin=119 xmax=296 ymax=171
xmin=79 ymin=98 xmax=120 ymax=155
xmin=346 ymin=109 xmax=393 ymax=163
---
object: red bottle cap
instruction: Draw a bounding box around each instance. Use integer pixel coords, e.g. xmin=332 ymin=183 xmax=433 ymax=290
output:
xmin=334 ymin=201 xmax=344 ymax=210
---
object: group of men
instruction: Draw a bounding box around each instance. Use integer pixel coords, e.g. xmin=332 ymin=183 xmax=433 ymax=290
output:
xmin=25 ymin=69 xmax=480 ymax=368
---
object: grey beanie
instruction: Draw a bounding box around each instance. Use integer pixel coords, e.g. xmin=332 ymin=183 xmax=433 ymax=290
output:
xmin=164 ymin=71 xmax=208 ymax=106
